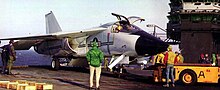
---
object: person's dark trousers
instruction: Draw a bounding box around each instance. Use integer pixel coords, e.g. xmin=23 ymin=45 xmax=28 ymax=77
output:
xmin=1 ymin=58 xmax=8 ymax=74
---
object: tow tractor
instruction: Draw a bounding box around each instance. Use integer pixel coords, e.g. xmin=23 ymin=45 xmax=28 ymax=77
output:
xmin=151 ymin=63 xmax=220 ymax=85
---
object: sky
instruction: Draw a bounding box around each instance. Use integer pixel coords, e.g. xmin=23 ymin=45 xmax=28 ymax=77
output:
xmin=0 ymin=0 xmax=170 ymax=37
xmin=0 ymin=0 xmax=181 ymax=52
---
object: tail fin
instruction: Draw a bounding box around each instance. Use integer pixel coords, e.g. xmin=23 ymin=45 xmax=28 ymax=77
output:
xmin=45 ymin=11 xmax=62 ymax=34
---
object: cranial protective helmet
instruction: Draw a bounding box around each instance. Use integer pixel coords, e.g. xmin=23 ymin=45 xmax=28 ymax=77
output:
xmin=92 ymin=42 xmax=98 ymax=47
xmin=9 ymin=40 xmax=14 ymax=44
xmin=91 ymin=38 xmax=99 ymax=47
xmin=167 ymin=45 xmax=172 ymax=51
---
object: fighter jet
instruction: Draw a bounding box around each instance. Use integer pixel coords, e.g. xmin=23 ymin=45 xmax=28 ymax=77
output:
xmin=0 ymin=11 xmax=168 ymax=70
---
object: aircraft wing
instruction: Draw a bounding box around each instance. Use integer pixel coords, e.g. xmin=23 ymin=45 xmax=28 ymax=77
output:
xmin=0 ymin=27 xmax=106 ymax=50
xmin=0 ymin=27 xmax=106 ymax=40
xmin=53 ymin=27 xmax=106 ymax=39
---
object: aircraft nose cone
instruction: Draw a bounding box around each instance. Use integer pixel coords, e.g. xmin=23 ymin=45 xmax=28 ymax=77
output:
xmin=135 ymin=36 xmax=169 ymax=55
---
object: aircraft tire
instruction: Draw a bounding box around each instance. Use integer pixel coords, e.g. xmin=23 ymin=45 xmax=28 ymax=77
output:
xmin=51 ymin=58 xmax=60 ymax=70
xmin=179 ymin=69 xmax=197 ymax=85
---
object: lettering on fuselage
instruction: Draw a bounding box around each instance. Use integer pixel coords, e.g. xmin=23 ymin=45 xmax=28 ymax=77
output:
xmin=198 ymin=71 xmax=205 ymax=78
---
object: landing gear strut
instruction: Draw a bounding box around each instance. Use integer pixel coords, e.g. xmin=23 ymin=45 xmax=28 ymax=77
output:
xmin=112 ymin=65 xmax=127 ymax=78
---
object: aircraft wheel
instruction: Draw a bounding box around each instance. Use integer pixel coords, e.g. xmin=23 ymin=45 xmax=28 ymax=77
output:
xmin=179 ymin=70 xmax=197 ymax=85
xmin=51 ymin=58 xmax=60 ymax=70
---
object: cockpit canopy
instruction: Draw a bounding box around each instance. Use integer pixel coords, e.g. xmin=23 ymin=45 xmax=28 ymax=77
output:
xmin=109 ymin=13 xmax=145 ymax=33
xmin=111 ymin=23 xmax=142 ymax=33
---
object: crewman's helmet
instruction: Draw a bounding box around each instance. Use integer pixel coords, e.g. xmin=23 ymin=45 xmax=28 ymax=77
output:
xmin=167 ymin=45 xmax=172 ymax=51
xmin=117 ymin=25 xmax=123 ymax=31
xmin=91 ymin=38 xmax=99 ymax=47
xmin=9 ymin=40 xmax=14 ymax=44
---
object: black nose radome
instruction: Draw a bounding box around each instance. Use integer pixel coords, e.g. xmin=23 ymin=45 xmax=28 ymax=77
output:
xmin=133 ymin=30 xmax=169 ymax=55
xmin=135 ymin=36 xmax=168 ymax=56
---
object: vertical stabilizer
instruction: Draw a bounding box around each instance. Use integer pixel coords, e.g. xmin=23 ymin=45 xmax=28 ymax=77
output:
xmin=45 ymin=11 xmax=62 ymax=34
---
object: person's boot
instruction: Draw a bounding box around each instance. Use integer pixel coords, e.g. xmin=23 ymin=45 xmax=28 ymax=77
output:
xmin=95 ymin=87 xmax=100 ymax=90
xmin=163 ymin=84 xmax=169 ymax=87
xmin=6 ymin=70 xmax=12 ymax=75
xmin=171 ymin=84 xmax=175 ymax=87
xmin=1 ymin=70 xmax=5 ymax=74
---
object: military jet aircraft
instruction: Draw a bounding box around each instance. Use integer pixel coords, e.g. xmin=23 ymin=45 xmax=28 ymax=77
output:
xmin=0 ymin=11 xmax=168 ymax=70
